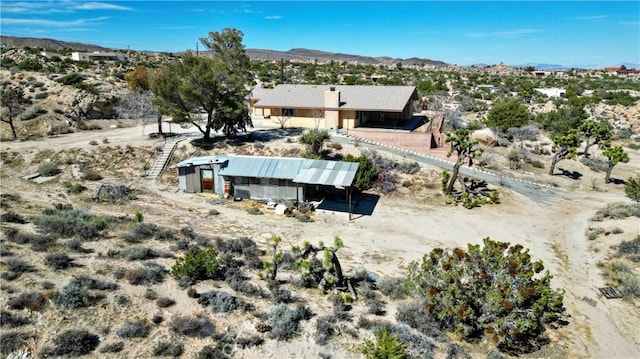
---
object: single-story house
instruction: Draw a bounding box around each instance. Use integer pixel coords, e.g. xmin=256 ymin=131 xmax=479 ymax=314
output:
xmin=534 ymin=87 xmax=566 ymax=98
xmin=174 ymin=154 xmax=359 ymax=203
xmin=71 ymin=51 xmax=128 ymax=62
xmin=248 ymin=84 xmax=419 ymax=130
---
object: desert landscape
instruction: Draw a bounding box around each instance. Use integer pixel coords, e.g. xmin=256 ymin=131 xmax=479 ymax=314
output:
xmin=1 ymin=120 xmax=639 ymax=358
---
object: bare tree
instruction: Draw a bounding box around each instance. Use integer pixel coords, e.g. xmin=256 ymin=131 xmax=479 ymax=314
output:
xmin=1 ymin=86 xmax=30 ymax=139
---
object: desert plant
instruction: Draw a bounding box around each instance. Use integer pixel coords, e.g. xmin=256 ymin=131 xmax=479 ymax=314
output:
xmin=52 ymin=280 xmax=105 ymax=308
xmin=267 ymin=303 xmax=306 ymax=341
xmin=170 ymin=248 xmax=223 ymax=285
xmin=0 ymin=211 xmax=26 ymax=223
xmin=343 ymin=153 xmax=378 ymax=191
xmin=405 ymin=238 xmax=565 ymax=354
xmin=7 ymin=292 xmax=46 ymax=311
xmin=170 ymin=316 xmax=215 ymax=338
xmin=125 ymin=262 xmax=166 ymax=285
xmin=359 ymin=328 xmax=408 ymax=359
xmin=81 ymin=170 xmax=103 ymax=181
xmin=116 ymin=319 xmax=151 ymax=338
xmin=38 ymin=162 xmax=61 ymax=176
xmin=42 ymin=329 xmax=99 ymax=356
xmin=153 ymin=341 xmax=184 ymax=356
xmin=315 ymin=315 xmax=339 ymax=345
xmin=625 ymin=175 xmax=640 ymax=202
xmin=0 ymin=332 xmax=33 ymax=356
xmin=0 ymin=311 xmax=32 ymax=328
xmin=99 ymin=341 xmax=124 ymax=353
xmin=200 ymin=290 xmax=249 ymax=313
xmin=45 ymin=252 xmax=73 ymax=269
xmin=156 ymin=297 xmax=176 ymax=308
xmin=376 ymin=276 xmax=407 ymax=300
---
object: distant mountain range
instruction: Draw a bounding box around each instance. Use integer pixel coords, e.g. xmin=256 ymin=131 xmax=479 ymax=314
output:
xmin=1 ymin=35 xmax=636 ymax=70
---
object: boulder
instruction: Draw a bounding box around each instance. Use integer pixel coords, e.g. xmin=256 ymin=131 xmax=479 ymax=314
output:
xmin=471 ymin=128 xmax=498 ymax=146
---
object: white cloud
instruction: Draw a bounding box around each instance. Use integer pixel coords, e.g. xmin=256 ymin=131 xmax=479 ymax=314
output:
xmin=574 ymin=15 xmax=608 ymax=21
xmin=264 ymin=15 xmax=282 ymax=20
xmin=75 ymin=2 xmax=133 ymax=11
xmin=465 ymin=29 xmax=542 ymax=39
xmin=1 ymin=16 xmax=109 ymax=28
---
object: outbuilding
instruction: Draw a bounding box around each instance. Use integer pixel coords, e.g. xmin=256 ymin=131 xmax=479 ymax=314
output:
xmin=174 ymin=154 xmax=359 ymax=204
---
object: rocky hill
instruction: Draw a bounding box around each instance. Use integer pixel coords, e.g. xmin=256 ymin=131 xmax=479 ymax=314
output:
xmin=1 ymin=35 xmax=448 ymax=67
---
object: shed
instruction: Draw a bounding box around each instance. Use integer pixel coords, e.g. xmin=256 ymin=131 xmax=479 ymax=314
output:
xmin=174 ymin=154 xmax=359 ymax=204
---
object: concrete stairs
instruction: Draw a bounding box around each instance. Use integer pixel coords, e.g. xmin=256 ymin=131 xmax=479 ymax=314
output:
xmin=145 ymin=134 xmax=191 ymax=179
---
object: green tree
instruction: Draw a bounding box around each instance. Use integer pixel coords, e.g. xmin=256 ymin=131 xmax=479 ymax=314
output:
xmin=406 ymin=237 xmax=565 ymax=354
xmin=0 ymin=86 xmax=30 ymax=139
xmin=343 ymin=154 xmax=378 ymax=191
xmin=624 ymin=175 xmax=640 ymax=202
xmin=299 ymin=128 xmax=330 ymax=158
xmin=601 ymin=146 xmax=630 ymax=183
xmin=549 ymin=131 xmax=579 ymax=175
xmin=444 ymin=128 xmax=482 ymax=195
xmin=485 ymin=98 xmax=531 ymax=132
xmin=578 ymin=119 xmax=611 ymax=158
xmin=149 ymin=28 xmax=252 ymax=140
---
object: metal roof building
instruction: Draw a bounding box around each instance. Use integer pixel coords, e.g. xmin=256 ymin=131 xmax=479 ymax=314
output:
xmin=175 ymin=154 xmax=359 ymax=207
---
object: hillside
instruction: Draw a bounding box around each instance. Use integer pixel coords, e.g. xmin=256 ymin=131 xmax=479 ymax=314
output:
xmin=1 ymin=35 xmax=447 ymax=67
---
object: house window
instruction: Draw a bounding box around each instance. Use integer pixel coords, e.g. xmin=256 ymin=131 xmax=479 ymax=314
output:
xmin=282 ymin=108 xmax=295 ymax=117
xmin=234 ymin=177 xmax=249 ymax=185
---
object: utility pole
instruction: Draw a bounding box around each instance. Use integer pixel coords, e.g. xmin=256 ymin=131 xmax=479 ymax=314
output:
xmin=280 ymin=58 xmax=284 ymax=84
xmin=196 ymin=42 xmax=199 ymax=56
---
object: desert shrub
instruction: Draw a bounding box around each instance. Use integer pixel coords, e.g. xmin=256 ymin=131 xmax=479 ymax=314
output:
xmin=170 ymin=248 xmax=223 ymax=285
xmin=209 ymin=208 xmax=220 ymax=216
xmin=0 ymin=331 xmax=33 ymax=356
xmin=390 ymin=323 xmax=435 ymax=359
xmin=32 ymin=208 xmax=111 ymax=240
xmin=123 ymin=223 xmax=159 ymax=243
xmin=593 ymin=202 xmax=640 ymax=220
xmin=4 ymin=257 xmax=34 ymax=274
xmin=153 ymin=341 xmax=184 ymax=356
xmin=618 ymin=235 xmax=640 ymax=258
xmin=377 ymin=276 xmax=407 ymax=300
xmin=156 ymin=297 xmax=176 ymax=308
xmin=120 ymin=246 xmax=163 ymax=260
xmin=315 ymin=315 xmax=338 ymax=345
xmin=343 ymin=153 xmax=378 ymax=191
xmin=66 ymin=239 xmax=92 ymax=253
xmin=125 ymin=262 xmax=166 ymax=285
xmin=155 ymin=228 xmax=177 ymax=241
xmin=267 ymin=303 xmax=306 ymax=341
xmin=1 ymin=211 xmax=26 ymax=223
xmin=196 ymin=345 xmax=227 ymax=359
xmin=606 ymin=261 xmax=640 ymax=299
xmin=65 ymin=182 xmax=87 ymax=194
xmin=611 ymin=227 xmax=624 ymax=234
xmin=60 ymin=73 xmax=84 ymax=85
xmin=43 ymin=329 xmax=99 ymax=356
xmin=52 ymin=280 xmax=104 ymax=308
xmin=116 ymin=319 xmax=151 ymax=338
xmin=225 ymin=269 xmax=270 ymax=298
xmin=405 ymin=238 xmax=565 ymax=354
xmin=45 ymin=252 xmax=73 ymax=269
xmin=152 ymin=315 xmax=164 ymax=324
xmin=200 ymin=290 xmax=250 ymax=313
xmin=99 ymin=341 xmax=124 ymax=353
xmin=73 ymin=275 xmax=118 ymax=290
xmin=144 ymin=289 xmax=158 ymax=300
xmin=625 ymin=175 xmax=640 ymax=202
xmin=246 ymin=207 xmax=263 ymax=215
xmin=7 ymin=292 xmax=46 ymax=311
xmin=38 ymin=162 xmax=61 ymax=176
xmin=170 ymin=316 xmax=215 ymax=338
xmin=446 ymin=343 xmax=472 ymax=359
xmin=580 ymin=157 xmax=609 ymax=172
xmin=360 ymin=328 xmax=408 ymax=359
xmin=81 ymin=170 xmax=103 ymax=181
xmin=0 ymin=311 xmax=32 ymax=328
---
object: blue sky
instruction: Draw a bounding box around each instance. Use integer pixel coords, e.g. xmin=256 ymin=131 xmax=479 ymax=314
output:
xmin=1 ymin=1 xmax=639 ymax=67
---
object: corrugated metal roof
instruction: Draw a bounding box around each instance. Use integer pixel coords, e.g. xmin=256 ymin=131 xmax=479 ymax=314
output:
xmin=174 ymin=155 xmax=228 ymax=168
xmin=177 ymin=154 xmax=359 ymax=187
xmin=219 ymin=155 xmax=303 ymax=179
xmin=252 ymin=84 xmax=418 ymax=112
xmin=293 ymin=160 xmax=359 ymax=187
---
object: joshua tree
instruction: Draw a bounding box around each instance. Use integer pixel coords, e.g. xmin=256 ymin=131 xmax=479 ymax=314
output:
xmin=1 ymin=86 xmax=30 ymax=139
xmin=549 ymin=131 xmax=579 ymax=175
xmin=578 ymin=119 xmax=611 ymax=158
xmin=444 ymin=128 xmax=482 ymax=195
xmin=601 ymin=146 xmax=629 ymax=183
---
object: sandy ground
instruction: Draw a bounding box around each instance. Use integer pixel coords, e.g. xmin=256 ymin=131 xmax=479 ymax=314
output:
xmin=1 ymin=123 xmax=639 ymax=358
